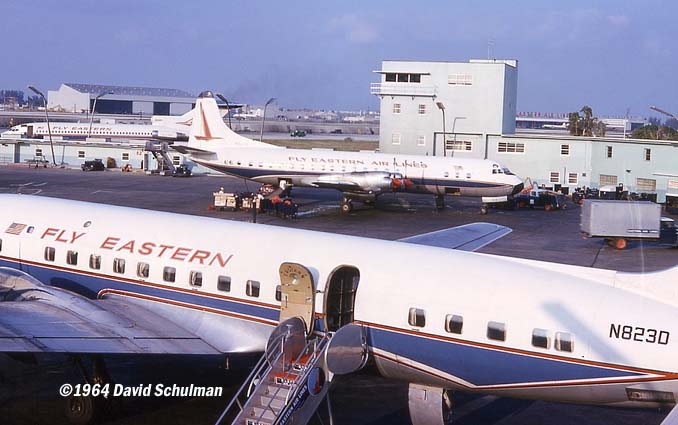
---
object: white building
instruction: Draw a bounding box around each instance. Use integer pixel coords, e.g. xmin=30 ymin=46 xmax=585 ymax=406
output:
xmin=372 ymin=59 xmax=518 ymax=156
xmin=48 ymin=83 xmax=195 ymax=115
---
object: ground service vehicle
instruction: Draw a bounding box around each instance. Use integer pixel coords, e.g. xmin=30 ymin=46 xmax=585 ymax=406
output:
xmin=81 ymin=159 xmax=105 ymax=171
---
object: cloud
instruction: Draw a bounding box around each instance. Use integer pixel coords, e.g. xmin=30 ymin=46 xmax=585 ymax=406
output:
xmin=329 ymin=14 xmax=378 ymax=43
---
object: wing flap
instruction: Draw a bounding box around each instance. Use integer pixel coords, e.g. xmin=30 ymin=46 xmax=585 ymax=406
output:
xmin=398 ymin=223 xmax=512 ymax=252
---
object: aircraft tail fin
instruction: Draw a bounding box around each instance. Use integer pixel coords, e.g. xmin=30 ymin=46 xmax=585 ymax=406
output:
xmin=188 ymin=91 xmax=275 ymax=152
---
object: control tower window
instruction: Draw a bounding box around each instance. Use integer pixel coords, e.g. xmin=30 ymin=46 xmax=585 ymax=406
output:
xmin=410 ymin=74 xmax=421 ymax=83
xmin=385 ymin=73 xmax=396 ymax=82
xmin=397 ymin=73 xmax=409 ymax=82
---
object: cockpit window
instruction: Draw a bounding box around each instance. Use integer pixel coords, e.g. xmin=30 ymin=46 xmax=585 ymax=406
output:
xmin=502 ymin=168 xmax=514 ymax=175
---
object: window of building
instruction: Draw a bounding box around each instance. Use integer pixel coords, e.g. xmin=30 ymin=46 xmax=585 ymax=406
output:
xmin=246 ymin=280 xmax=260 ymax=297
xmin=410 ymin=74 xmax=421 ymax=83
xmin=217 ymin=275 xmax=231 ymax=292
xmin=532 ymin=328 xmax=551 ymax=349
xmin=392 ymin=103 xmax=401 ymax=114
xmin=89 ymin=254 xmax=101 ymax=270
xmin=122 ymin=152 xmax=130 ymax=161
xmin=163 ymin=266 xmax=176 ymax=283
xmin=44 ymin=246 xmax=55 ymax=262
xmin=560 ymin=144 xmax=570 ymax=156
xmin=275 ymin=285 xmax=282 ymax=301
xmin=448 ymin=74 xmax=473 ymax=85
xmin=555 ymin=332 xmax=574 ymax=352
xmin=408 ymin=308 xmax=426 ymax=327
xmin=644 ymin=148 xmax=651 ymax=161
xmin=385 ymin=73 xmax=396 ymax=82
xmin=637 ymin=178 xmax=657 ymax=192
xmin=599 ymin=174 xmax=618 ymax=186
xmin=487 ymin=321 xmax=506 ymax=341
xmin=189 ymin=271 xmax=202 ymax=287
xmin=606 ymin=146 xmax=613 ymax=158
xmin=568 ymin=173 xmax=578 ymax=185
xmin=137 ymin=262 xmax=150 ymax=278
xmin=66 ymin=250 xmax=78 ymax=265
xmin=498 ymin=142 xmax=525 ymax=153
xmin=445 ymin=314 xmax=463 ymax=334
xmin=417 ymin=135 xmax=426 ymax=146
xmin=35 ymin=148 xmax=43 ymax=157
xmin=397 ymin=73 xmax=408 ymax=82
xmin=446 ymin=140 xmax=472 ymax=151
xmin=78 ymin=151 xmax=85 ymax=158
xmin=418 ymin=104 xmax=426 ymax=115
xmin=549 ymin=172 xmax=560 ymax=183
xmin=391 ymin=133 xmax=401 ymax=145
xmin=113 ymin=258 xmax=126 ymax=274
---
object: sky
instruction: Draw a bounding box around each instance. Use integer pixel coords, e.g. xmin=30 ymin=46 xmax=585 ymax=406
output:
xmin=3 ymin=0 xmax=678 ymax=118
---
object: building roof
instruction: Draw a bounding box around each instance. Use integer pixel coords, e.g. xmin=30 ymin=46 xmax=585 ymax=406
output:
xmin=65 ymin=83 xmax=194 ymax=99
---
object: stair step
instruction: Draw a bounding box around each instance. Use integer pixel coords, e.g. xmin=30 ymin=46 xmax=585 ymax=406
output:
xmin=259 ymin=394 xmax=285 ymax=410
xmin=263 ymin=384 xmax=290 ymax=398
xmin=244 ymin=419 xmax=272 ymax=425
xmin=250 ymin=406 xmax=278 ymax=421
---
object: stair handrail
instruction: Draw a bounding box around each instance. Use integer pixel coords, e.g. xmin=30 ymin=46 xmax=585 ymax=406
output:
xmin=214 ymin=335 xmax=286 ymax=425
xmin=279 ymin=334 xmax=332 ymax=411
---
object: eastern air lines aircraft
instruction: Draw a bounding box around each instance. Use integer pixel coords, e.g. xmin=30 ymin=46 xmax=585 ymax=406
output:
xmin=1 ymin=195 xmax=678 ymax=424
xmin=173 ymin=92 xmax=524 ymax=213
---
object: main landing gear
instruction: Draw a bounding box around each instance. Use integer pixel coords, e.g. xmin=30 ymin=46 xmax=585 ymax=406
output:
xmin=341 ymin=197 xmax=354 ymax=213
xmin=66 ymin=356 xmax=117 ymax=425
xmin=435 ymin=195 xmax=445 ymax=211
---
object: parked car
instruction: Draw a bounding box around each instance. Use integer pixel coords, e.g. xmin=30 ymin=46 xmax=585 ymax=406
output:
xmin=515 ymin=188 xmax=566 ymax=211
xmin=81 ymin=159 xmax=105 ymax=171
xmin=172 ymin=165 xmax=192 ymax=177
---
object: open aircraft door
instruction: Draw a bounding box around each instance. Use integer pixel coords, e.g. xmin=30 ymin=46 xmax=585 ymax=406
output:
xmin=278 ymin=262 xmax=315 ymax=334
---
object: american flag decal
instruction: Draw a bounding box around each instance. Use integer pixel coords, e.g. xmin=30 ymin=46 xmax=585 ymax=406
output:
xmin=5 ymin=223 xmax=27 ymax=235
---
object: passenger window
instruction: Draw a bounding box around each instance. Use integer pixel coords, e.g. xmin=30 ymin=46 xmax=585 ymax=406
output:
xmin=217 ymin=275 xmax=231 ymax=292
xmin=275 ymin=285 xmax=282 ymax=301
xmin=445 ymin=314 xmax=463 ymax=334
xmin=532 ymin=328 xmax=551 ymax=349
xmin=89 ymin=254 xmax=101 ymax=270
xmin=163 ymin=266 xmax=176 ymax=283
xmin=113 ymin=258 xmax=126 ymax=274
xmin=487 ymin=321 xmax=506 ymax=341
xmin=0 ymin=238 xmax=3 ymax=252
xmin=246 ymin=280 xmax=260 ymax=297
xmin=27 ymin=226 xmax=34 ymax=233
xmin=190 ymin=271 xmax=202 ymax=287
xmin=44 ymin=246 xmax=55 ymax=262
xmin=408 ymin=308 xmax=426 ymax=327
xmin=555 ymin=332 xmax=574 ymax=352
xmin=66 ymin=250 xmax=78 ymax=265
xmin=137 ymin=262 xmax=150 ymax=278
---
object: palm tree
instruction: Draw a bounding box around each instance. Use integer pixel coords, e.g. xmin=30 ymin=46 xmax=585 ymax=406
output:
xmin=568 ymin=112 xmax=581 ymax=136
xmin=580 ymin=106 xmax=594 ymax=136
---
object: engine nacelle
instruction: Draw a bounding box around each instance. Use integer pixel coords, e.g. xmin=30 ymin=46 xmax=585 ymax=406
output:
xmin=408 ymin=384 xmax=452 ymax=425
xmin=306 ymin=171 xmax=406 ymax=195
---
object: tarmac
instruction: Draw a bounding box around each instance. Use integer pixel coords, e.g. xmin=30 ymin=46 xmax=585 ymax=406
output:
xmin=0 ymin=165 xmax=676 ymax=425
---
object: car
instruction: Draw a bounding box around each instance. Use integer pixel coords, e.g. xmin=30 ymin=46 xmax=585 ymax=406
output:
xmin=290 ymin=130 xmax=306 ymax=137
xmin=515 ymin=188 xmax=566 ymax=211
xmin=172 ymin=165 xmax=192 ymax=177
xmin=81 ymin=159 xmax=105 ymax=171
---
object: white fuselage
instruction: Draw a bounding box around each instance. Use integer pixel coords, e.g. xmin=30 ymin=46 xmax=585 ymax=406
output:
xmin=0 ymin=122 xmax=188 ymax=140
xmin=1 ymin=194 xmax=676 ymax=408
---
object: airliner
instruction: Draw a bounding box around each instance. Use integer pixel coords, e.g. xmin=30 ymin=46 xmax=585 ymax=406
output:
xmin=1 ymin=194 xmax=677 ymax=424
xmin=174 ymin=92 xmax=524 ymax=213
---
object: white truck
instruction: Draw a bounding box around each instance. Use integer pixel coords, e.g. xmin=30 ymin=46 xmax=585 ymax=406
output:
xmin=580 ymin=199 xmax=677 ymax=249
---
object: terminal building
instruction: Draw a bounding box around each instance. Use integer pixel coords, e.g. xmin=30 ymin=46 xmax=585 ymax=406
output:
xmin=372 ymin=59 xmax=678 ymax=201
xmin=48 ymin=83 xmax=195 ymax=115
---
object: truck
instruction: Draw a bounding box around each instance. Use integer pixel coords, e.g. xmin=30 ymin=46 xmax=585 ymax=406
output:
xmin=515 ymin=188 xmax=566 ymax=211
xmin=580 ymin=199 xmax=678 ymax=249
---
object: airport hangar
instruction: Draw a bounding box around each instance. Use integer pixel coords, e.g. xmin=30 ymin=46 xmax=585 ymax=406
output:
xmin=47 ymin=83 xmax=195 ymax=115
xmin=373 ymin=59 xmax=677 ymax=202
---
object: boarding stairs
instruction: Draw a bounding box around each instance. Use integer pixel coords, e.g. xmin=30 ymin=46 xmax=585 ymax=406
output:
xmin=216 ymin=321 xmax=335 ymax=425
xmin=144 ymin=141 xmax=176 ymax=175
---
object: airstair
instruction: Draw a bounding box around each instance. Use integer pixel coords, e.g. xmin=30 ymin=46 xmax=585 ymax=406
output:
xmin=216 ymin=262 xmax=367 ymax=425
xmin=144 ymin=141 xmax=176 ymax=175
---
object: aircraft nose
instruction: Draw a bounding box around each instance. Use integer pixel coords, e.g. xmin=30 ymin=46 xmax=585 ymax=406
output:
xmin=511 ymin=182 xmax=524 ymax=195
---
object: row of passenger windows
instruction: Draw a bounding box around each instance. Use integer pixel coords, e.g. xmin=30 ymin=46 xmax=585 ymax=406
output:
xmin=44 ymin=247 xmax=280 ymax=300
xmin=408 ymin=308 xmax=574 ymax=353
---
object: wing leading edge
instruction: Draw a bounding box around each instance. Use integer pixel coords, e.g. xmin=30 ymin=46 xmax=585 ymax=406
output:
xmin=398 ymin=222 xmax=512 ymax=252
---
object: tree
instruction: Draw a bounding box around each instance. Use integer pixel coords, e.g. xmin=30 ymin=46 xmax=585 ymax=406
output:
xmin=593 ymin=118 xmax=606 ymax=137
xmin=580 ymin=105 xmax=594 ymax=136
xmin=568 ymin=112 xmax=582 ymax=136
xmin=631 ymin=125 xmax=678 ymax=140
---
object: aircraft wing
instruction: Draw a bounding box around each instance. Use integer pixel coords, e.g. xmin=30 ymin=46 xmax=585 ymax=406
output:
xmin=398 ymin=222 xmax=512 ymax=252
xmin=0 ymin=270 xmax=221 ymax=354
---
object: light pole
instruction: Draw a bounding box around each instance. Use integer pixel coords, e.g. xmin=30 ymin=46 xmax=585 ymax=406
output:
xmin=435 ymin=101 xmax=446 ymax=157
xmin=89 ymin=91 xmax=113 ymax=137
xmin=216 ymin=93 xmax=233 ymax=129
xmin=27 ymin=85 xmax=56 ymax=166
xmin=260 ymin=97 xmax=276 ymax=142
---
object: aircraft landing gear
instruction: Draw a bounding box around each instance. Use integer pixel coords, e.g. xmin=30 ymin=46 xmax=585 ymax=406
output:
xmin=66 ymin=356 xmax=117 ymax=425
xmin=341 ymin=197 xmax=354 ymax=214
xmin=278 ymin=179 xmax=292 ymax=197
xmin=435 ymin=195 xmax=445 ymax=211
xmin=480 ymin=204 xmax=489 ymax=215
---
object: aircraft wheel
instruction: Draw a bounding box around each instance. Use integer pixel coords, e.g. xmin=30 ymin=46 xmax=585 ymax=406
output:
xmin=614 ymin=238 xmax=627 ymax=250
xmin=544 ymin=203 xmax=553 ymax=212
xmin=341 ymin=200 xmax=353 ymax=214
xmin=435 ymin=195 xmax=445 ymax=210
xmin=480 ymin=206 xmax=488 ymax=215
xmin=65 ymin=394 xmax=102 ymax=425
